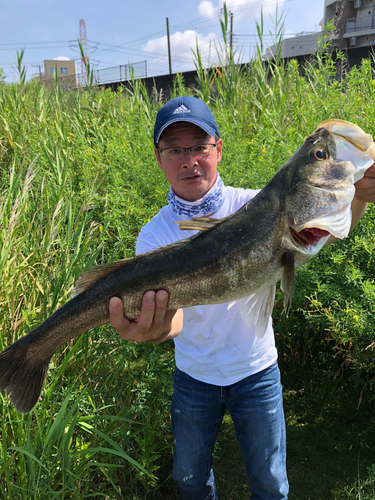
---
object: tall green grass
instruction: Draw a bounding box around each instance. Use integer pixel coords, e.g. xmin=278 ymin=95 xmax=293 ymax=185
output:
xmin=0 ymin=10 xmax=375 ymax=498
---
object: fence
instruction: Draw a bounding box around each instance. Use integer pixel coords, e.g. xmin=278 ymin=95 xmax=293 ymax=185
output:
xmin=35 ymin=60 xmax=147 ymax=89
xmin=92 ymin=60 xmax=147 ymax=86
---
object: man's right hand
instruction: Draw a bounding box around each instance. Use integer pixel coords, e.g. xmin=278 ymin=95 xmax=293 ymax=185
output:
xmin=109 ymin=291 xmax=183 ymax=344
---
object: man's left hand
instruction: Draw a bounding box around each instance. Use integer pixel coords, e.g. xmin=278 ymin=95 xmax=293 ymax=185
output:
xmin=355 ymin=163 xmax=375 ymax=203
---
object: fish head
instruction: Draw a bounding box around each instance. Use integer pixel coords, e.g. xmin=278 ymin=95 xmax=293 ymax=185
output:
xmin=281 ymin=120 xmax=374 ymax=255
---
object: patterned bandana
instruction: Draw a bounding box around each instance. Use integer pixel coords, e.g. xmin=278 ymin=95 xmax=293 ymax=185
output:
xmin=168 ymin=172 xmax=225 ymax=218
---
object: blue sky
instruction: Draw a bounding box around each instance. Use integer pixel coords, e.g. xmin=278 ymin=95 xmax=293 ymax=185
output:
xmin=0 ymin=0 xmax=324 ymax=82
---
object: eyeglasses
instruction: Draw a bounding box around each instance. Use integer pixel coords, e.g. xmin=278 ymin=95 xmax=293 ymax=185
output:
xmin=158 ymin=143 xmax=217 ymax=160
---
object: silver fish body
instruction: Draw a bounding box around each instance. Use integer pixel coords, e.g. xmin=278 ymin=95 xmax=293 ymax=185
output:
xmin=0 ymin=120 xmax=373 ymax=413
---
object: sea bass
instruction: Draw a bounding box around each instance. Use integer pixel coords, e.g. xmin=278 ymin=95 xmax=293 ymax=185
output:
xmin=0 ymin=119 xmax=374 ymax=414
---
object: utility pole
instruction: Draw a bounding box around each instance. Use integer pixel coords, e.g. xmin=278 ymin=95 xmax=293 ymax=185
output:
xmin=166 ymin=17 xmax=172 ymax=75
xmin=229 ymin=11 xmax=234 ymax=54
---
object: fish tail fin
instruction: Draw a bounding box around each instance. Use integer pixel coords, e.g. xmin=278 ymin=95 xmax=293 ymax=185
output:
xmin=0 ymin=342 xmax=51 ymax=414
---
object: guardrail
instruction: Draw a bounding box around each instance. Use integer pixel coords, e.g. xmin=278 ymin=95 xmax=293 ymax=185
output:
xmin=346 ymin=16 xmax=375 ymax=33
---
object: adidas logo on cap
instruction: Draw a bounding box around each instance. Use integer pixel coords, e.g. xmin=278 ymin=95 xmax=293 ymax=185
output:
xmin=172 ymin=104 xmax=191 ymax=114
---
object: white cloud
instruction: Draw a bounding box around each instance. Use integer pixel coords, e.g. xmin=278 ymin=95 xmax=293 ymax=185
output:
xmin=53 ymin=56 xmax=70 ymax=60
xmin=142 ymin=1 xmax=288 ymax=75
xmin=198 ymin=1 xmax=216 ymax=17
xmin=143 ymin=30 xmax=218 ymax=74
xmin=144 ymin=30 xmax=216 ymax=56
xmin=198 ymin=0 xmax=286 ymax=22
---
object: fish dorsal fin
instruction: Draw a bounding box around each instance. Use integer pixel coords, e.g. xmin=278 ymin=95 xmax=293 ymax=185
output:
xmin=73 ymin=238 xmax=191 ymax=297
xmin=72 ymin=259 xmax=131 ymax=297
xmin=174 ymin=216 xmax=230 ymax=232
xmin=227 ymin=286 xmax=276 ymax=338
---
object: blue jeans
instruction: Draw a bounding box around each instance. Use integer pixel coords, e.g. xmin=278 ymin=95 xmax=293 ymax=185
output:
xmin=171 ymin=364 xmax=288 ymax=500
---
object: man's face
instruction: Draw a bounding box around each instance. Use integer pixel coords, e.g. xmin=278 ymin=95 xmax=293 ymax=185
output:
xmin=154 ymin=122 xmax=223 ymax=202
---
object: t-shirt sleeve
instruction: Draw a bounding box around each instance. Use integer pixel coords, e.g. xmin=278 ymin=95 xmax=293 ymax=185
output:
xmin=135 ymin=224 xmax=160 ymax=256
xmin=242 ymin=187 xmax=261 ymax=202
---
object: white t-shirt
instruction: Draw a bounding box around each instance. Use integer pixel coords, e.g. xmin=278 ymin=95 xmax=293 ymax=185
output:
xmin=136 ymin=185 xmax=278 ymax=386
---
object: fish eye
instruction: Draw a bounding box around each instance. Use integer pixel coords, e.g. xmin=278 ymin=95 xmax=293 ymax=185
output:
xmin=311 ymin=148 xmax=327 ymax=161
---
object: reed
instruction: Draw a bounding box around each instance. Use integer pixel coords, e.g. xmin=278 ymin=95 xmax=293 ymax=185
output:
xmin=0 ymin=8 xmax=375 ymax=498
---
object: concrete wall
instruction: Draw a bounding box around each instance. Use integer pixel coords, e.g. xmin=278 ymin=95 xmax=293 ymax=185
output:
xmin=101 ymin=64 xmax=254 ymax=99
xmin=102 ymin=68 xmax=200 ymax=99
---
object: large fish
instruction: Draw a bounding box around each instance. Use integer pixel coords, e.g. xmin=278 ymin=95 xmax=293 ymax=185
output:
xmin=0 ymin=120 xmax=374 ymax=414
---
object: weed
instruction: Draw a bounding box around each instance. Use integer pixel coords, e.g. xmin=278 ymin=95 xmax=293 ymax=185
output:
xmin=0 ymin=9 xmax=375 ymax=498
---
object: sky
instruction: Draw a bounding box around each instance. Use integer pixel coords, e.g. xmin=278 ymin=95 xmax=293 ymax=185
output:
xmin=0 ymin=0 xmax=324 ymax=83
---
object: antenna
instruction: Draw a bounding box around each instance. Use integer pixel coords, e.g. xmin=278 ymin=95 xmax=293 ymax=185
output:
xmin=79 ymin=19 xmax=88 ymax=80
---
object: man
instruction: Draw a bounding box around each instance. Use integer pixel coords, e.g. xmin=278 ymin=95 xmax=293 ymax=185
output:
xmin=109 ymin=96 xmax=375 ymax=499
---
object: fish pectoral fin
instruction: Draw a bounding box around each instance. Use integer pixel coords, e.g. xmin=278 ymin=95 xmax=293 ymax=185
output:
xmin=280 ymin=250 xmax=295 ymax=316
xmin=236 ymin=286 xmax=276 ymax=337
xmin=174 ymin=215 xmax=231 ymax=232
xmin=227 ymin=299 xmax=239 ymax=310
xmin=73 ymin=259 xmax=131 ymax=296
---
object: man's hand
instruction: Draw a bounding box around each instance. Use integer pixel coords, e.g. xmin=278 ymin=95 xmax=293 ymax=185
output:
xmin=109 ymin=291 xmax=183 ymax=344
xmin=355 ymin=163 xmax=375 ymax=203
xmin=327 ymin=163 xmax=375 ymax=244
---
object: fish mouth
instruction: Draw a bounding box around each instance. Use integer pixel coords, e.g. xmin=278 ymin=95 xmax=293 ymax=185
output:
xmin=290 ymin=227 xmax=331 ymax=248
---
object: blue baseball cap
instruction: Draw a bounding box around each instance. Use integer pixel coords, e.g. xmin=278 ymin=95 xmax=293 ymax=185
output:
xmin=154 ymin=96 xmax=220 ymax=145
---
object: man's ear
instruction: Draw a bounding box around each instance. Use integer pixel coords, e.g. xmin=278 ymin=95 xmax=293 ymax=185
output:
xmin=216 ymin=138 xmax=223 ymax=163
xmin=154 ymin=147 xmax=163 ymax=170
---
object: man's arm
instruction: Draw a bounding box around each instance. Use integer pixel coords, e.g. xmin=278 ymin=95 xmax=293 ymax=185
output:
xmin=327 ymin=163 xmax=375 ymax=244
xmin=109 ymin=292 xmax=183 ymax=344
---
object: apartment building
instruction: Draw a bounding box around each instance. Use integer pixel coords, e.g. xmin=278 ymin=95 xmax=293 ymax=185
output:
xmin=265 ymin=0 xmax=375 ymax=64
xmin=32 ymin=58 xmax=78 ymax=88
xmin=343 ymin=0 xmax=375 ymax=50
xmin=43 ymin=59 xmax=78 ymax=88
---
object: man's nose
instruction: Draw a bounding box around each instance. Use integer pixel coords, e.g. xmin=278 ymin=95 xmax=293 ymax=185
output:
xmin=181 ymin=149 xmax=199 ymax=168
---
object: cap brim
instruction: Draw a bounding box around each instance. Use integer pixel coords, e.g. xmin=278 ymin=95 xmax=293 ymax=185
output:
xmin=155 ymin=117 xmax=218 ymax=144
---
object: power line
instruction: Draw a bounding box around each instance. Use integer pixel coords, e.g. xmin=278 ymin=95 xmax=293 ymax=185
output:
xmin=235 ymin=32 xmax=316 ymax=37
xmin=85 ymin=39 xmax=195 ymax=65
xmin=170 ymin=0 xmax=292 ymax=32
xmin=0 ymin=44 xmax=73 ymax=52
xmin=100 ymin=0 xmax=292 ymax=66
xmin=0 ymin=1 xmax=287 ymax=53
xmin=0 ymin=40 xmax=70 ymax=47
xmin=0 ymin=0 xmax=300 ymax=80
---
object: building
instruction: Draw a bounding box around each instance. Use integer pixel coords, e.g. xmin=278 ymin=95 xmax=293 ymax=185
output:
xmin=44 ymin=59 xmax=78 ymax=88
xmin=342 ymin=0 xmax=375 ymax=58
xmin=264 ymin=31 xmax=321 ymax=60
xmin=32 ymin=58 xmax=78 ymax=89
xmin=265 ymin=0 xmax=375 ymax=65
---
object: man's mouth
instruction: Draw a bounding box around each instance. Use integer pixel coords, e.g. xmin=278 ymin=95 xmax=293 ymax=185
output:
xmin=180 ymin=173 xmax=202 ymax=181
